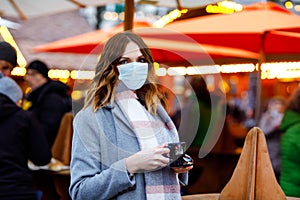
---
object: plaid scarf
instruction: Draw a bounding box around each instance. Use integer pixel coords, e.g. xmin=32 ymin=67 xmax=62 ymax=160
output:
xmin=115 ymin=87 xmax=181 ymax=200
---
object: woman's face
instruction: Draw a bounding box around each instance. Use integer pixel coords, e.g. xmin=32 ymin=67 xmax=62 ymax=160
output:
xmin=117 ymin=41 xmax=147 ymax=66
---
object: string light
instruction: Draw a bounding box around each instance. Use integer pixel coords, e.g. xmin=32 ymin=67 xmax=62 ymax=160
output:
xmin=10 ymin=62 xmax=300 ymax=81
xmin=0 ymin=25 xmax=27 ymax=68
xmin=206 ymin=0 xmax=243 ymax=14
xmin=153 ymin=9 xmax=188 ymax=28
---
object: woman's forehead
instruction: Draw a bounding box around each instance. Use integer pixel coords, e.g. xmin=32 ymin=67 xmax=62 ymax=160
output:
xmin=122 ymin=42 xmax=143 ymax=58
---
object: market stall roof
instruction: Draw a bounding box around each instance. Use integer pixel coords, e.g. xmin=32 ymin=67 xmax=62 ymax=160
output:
xmin=0 ymin=0 xmax=121 ymax=20
xmin=9 ymin=10 xmax=98 ymax=70
xmin=0 ymin=0 xmax=222 ymax=20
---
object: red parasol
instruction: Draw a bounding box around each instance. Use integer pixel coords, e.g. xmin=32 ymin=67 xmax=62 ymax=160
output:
xmin=33 ymin=20 xmax=259 ymax=66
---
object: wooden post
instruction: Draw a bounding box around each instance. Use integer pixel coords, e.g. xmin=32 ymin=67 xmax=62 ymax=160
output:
xmin=176 ymin=0 xmax=183 ymax=10
xmin=8 ymin=0 xmax=27 ymax=20
xmin=254 ymin=31 xmax=268 ymax=125
xmin=124 ymin=0 xmax=134 ymax=31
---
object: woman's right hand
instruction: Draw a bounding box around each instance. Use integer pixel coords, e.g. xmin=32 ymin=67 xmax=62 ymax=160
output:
xmin=125 ymin=145 xmax=170 ymax=174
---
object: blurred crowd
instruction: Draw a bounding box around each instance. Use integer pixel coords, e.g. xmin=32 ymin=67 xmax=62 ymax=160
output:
xmin=169 ymin=75 xmax=300 ymax=197
xmin=0 ymin=41 xmax=72 ymax=199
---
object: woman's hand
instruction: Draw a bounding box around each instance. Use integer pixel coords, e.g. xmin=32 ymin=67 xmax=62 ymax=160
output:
xmin=171 ymin=165 xmax=193 ymax=173
xmin=125 ymin=144 xmax=170 ymax=173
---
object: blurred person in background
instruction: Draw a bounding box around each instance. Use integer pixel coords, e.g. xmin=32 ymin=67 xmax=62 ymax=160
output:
xmin=0 ymin=73 xmax=52 ymax=200
xmin=279 ymin=88 xmax=300 ymax=197
xmin=259 ymin=96 xmax=286 ymax=181
xmin=23 ymin=60 xmax=72 ymax=148
xmin=172 ymin=76 xmax=212 ymax=148
xmin=0 ymin=41 xmax=17 ymax=76
xmin=23 ymin=60 xmax=72 ymax=199
xmin=171 ymin=76 xmax=212 ymax=194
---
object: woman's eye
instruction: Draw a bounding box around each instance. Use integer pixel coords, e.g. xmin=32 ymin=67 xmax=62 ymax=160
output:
xmin=138 ymin=58 xmax=147 ymax=63
xmin=119 ymin=60 xmax=128 ymax=65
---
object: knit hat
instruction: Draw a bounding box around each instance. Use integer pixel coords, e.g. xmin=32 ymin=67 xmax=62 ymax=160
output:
xmin=27 ymin=60 xmax=49 ymax=78
xmin=0 ymin=73 xmax=22 ymax=103
xmin=0 ymin=41 xmax=17 ymax=67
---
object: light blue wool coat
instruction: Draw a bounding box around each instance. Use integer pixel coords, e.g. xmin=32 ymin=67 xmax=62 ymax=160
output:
xmin=69 ymin=99 xmax=188 ymax=200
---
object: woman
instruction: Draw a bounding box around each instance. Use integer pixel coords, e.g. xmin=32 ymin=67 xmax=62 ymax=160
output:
xmin=279 ymin=88 xmax=300 ymax=197
xmin=69 ymin=32 xmax=192 ymax=200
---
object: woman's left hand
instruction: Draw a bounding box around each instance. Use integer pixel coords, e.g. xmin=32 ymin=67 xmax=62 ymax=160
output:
xmin=171 ymin=165 xmax=193 ymax=173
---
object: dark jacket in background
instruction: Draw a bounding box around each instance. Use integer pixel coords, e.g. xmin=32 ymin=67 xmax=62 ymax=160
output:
xmin=0 ymin=94 xmax=52 ymax=200
xmin=24 ymin=80 xmax=72 ymax=147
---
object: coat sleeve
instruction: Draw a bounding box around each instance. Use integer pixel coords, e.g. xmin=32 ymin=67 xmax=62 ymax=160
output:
xmin=69 ymin=109 xmax=136 ymax=200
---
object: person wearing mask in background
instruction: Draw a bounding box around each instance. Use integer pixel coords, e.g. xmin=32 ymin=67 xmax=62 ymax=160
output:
xmin=69 ymin=32 xmax=192 ymax=200
xmin=279 ymin=88 xmax=300 ymax=198
xmin=0 ymin=73 xmax=52 ymax=200
xmin=259 ymin=96 xmax=286 ymax=182
xmin=23 ymin=60 xmax=72 ymax=148
xmin=0 ymin=41 xmax=17 ymax=76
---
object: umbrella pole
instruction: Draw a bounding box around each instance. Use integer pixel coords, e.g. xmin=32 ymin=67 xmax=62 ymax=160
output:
xmin=176 ymin=0 xmax=183 ymax=10
xmin=124 ymin=0 xmax=134 ymax=31
xmin=254 ymin=63 xmax=262 ymax=126
xmin=254 ymin=31 xmax=268 ymax=125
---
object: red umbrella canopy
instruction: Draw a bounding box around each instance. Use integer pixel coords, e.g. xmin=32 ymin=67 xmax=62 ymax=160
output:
xmin=34 ymin=21 xmax=152 ymax=54
xmin=33 ymin=20 xmax=259 ymax=65
xmin=263 ymin=27 xmax=300 ymax=61
xmin=141 ymin=2 xmax=300 ymax=62
xmin=34 ymin=2 xmax=300 ymax=64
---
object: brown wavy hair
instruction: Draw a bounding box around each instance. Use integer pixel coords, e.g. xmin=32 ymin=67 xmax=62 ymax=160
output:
xmin=84 ymin=31 xmax=167 ymax=114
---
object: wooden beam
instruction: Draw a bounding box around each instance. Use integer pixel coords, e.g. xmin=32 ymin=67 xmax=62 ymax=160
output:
xmin=124 ymin=0 xmax=134 ymax=31
xmin=176 ymin=0 xmax=183 ymax=10
xmin=8 ymin=0 xmax=27 ymax=20
xmin=68 ymin=0 xmax=86 ymax=8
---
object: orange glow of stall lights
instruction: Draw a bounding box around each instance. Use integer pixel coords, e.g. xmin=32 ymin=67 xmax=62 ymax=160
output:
xmin=261 ymin=62 xmax=300 ymax=79
xmin=59 ymin=78 xmax=69 ymax=84
xmin=119 ymin=12 xmax=125 ymax=21
xmin=155 ymin=67 xmax=167 ymax=76
xmin=295 ymin=5 xmax=300 ymax=12
xmin=220 ymin=80 xmax=230 ymax=93
xmin=48 ymin=69 xmax=70 ymax=79
xmin=71 ymin=90 xmax=83 ymax=101
xmin=206 ymin=0 xmax=243 ymax=14
xmin=261 ymin=70 xmax=300 ymax=80
xmin=153 ymin=62 xmax=159 ymax=70
xmin=186 ymin=65 xmax=220 ymax=75
xmin=11 ymin=67 xmax=26 ymax=76
xmin=285 ymin=1 xmax=294 ymax=9
xmin=153 ymin=9 xmax=188 ymax=28
xmin=0 ymin=25 xmax=27 ymax=68
xmin=167 ymin=67 xmax=186 ymax=76
xmin=70 ymin=70 xmax=95 ymax=80
xmin=17 ymin=62 xmax=300 ymax=80
xmin=220 ymin=63 xmax=255 ymax=73
xmin=103 ymin=11 xmax=119 ymax=21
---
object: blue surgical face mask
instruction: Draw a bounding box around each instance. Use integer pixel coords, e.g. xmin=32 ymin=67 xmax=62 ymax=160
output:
xmin=117 ymin=62 xmax=148 ymax=90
